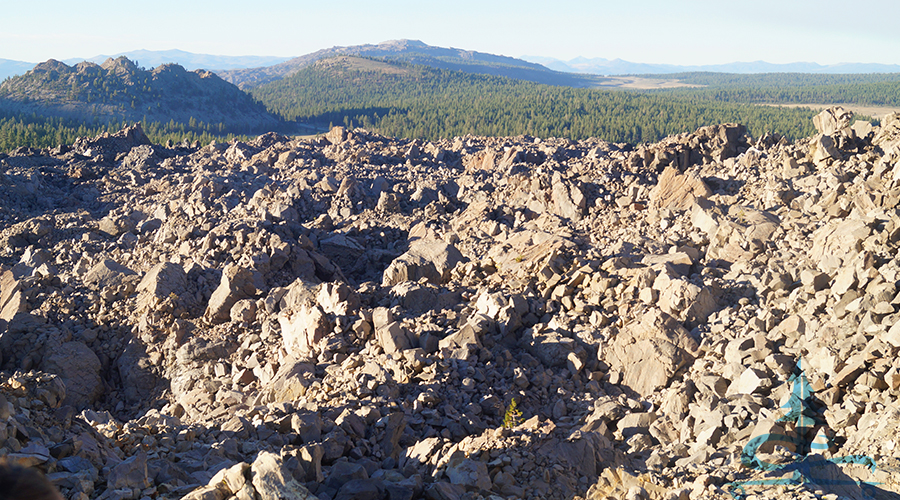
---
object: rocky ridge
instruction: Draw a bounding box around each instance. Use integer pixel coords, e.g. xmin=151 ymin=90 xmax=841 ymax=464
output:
xmin=0 ymin=108 xmax=899 ymax=500
xmin=216 ymin=39 xmax=593 ymax=90
xmin=0 ymin=56 xmax=281 ymax=133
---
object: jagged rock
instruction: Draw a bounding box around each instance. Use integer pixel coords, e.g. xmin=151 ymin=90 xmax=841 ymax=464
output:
xmin=279 ymin=304 xmax=332 ymax=358
xmin=813 ymin=106 xmax=853 ymax=135
xmin=648 ymin=166 xmax=712 ymax=211
xmin=606 ymin=309 xmax=700 ymax=397
xmin=319 ymin=233 xmax=365 ymax=273
xmin=0 ymin=267 xmax=26 ymax=321
xmin=382 ymin=241 xmax=465 ymax=287
xmin=261 ymin=358 xmax=315 ymax=404
xmin=136 ymin=262 xmax=188 ymax=306
xmin=206 ymin=264 xmax=261 ymax=323
xmin=810 ymin=133 xmax=841 ymax=167
xmin=705 ymin=205 xmax=779 ymax=263
xmin=550 ymin=172 xmax=586 ymax=220
xmin=653 ymin=274 xmax=718 ymax=324
xmin=250 ymin=451 xmax=315 ymax=500
xmin=444 ymin=451 xmax=491 ymax=491
xmin=376 ymin=322 xmax=414 ymax=354
xmin=83 ymin=259 xmax=137 ymax=292
xmin=107 ymin=451 xmax=151 ymax=491
xmin=521 ymin=328 xmax=587 ymax=373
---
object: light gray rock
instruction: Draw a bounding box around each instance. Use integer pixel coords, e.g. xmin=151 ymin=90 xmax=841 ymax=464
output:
xmin=206 ymin=264 xmax=260 ymax=324
xmin=376 ymin=322 xmax=414 ymax=354
xmin=813 ymin=106 xmax=853 ymax=135
xmin=382 ymin=241 xmax=465 ymax=287
xmin=136 ymin=261 xmax=188 ymax=309
xmin=83 ymin=259 xmax=137 ymax=291
xmin=606 ymin=309 xmax=700 ymax=397
xmin=649 ymin=166 xmax=712 ymax=211
xmin=250 ymin=450 xmax=315 ymax=500
xmin=279 ymin=305 xmax=333 ymax=358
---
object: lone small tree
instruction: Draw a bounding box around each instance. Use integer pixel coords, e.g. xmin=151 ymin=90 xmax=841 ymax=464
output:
xmin=503 ymin=398 xmax=522 ymax=429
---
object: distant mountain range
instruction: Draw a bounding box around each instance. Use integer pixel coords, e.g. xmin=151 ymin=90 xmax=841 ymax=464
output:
xmin=0 ymin=50 xmax=292 ymax=81
xmin=4 ymin=43 xmax=899 ymax=84
xmin=0 ymin=59 xmax=38 ymax=81
xmin=521 ymin=56 xmax=900 ymax=75
xmin=62 ymin=50 xmax=292 ymax=72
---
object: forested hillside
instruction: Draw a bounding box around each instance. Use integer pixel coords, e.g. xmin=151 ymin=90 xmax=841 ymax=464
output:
xmin=0 ymin=111 xmax=248 ymax=153
xmin=217 ymin=39 xmax=601 ymax=89
xmin=250 ymin=56 xmax=820 ymax=143
xmin=0 ymin=56 xmax=279 ymax=152
xmin=10 ymin=55 xmax=895 ymax=154
xmin=647 ymin=72 xmax=900 ymax=107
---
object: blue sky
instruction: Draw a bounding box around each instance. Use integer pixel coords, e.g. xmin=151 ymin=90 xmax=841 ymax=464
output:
xmin=4 ymin=0 xmax=899 ymax=65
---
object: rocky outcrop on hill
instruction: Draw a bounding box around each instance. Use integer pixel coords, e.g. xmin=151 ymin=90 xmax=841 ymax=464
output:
xmin=0 ymin=57 xmax=281 ymax=133
xmin=1 ymin=109 xmax=900 ymax=500
xmin=216 ymin=39 xmax=592 ymax=90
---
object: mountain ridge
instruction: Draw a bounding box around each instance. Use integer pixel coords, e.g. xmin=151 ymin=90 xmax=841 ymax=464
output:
xmin=216 ymin=39 xmax=603 ymax=89
xmin=521 ymin=55 xmax=900 ymax=75
xmin=63 ymin=49 xmax=292 ymax=72
xmin=6 ymin=44 xmax=900 ymax=85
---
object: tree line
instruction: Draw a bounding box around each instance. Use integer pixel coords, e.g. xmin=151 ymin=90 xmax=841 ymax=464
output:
xmin=250 ymin=58 xmax=821 ymax=143
xmin=0 ymin=111 xmax=247 ymax=153
xmin=645 ymin=72 xmax=900 ymax=108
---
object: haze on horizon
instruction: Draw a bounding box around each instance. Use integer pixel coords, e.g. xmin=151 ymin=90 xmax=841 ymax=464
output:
xmin=3 ymin=0 xmax=900 ymax=67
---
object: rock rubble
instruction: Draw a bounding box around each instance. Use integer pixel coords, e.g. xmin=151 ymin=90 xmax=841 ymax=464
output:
xmin=1 ymin=111 xmax=900 ymax=499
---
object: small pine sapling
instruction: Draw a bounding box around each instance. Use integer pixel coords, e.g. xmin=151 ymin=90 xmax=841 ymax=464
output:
xmin=503 ymin=398 xmax=522 ymax=429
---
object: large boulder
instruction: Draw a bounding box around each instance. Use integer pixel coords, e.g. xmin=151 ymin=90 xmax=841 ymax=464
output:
xmin=278 ymin=304 xmax=332 ymax=358
xmin=137 ymin=262 xmax=188 ymax=303
xmin=813 ymin=106 xmax=853 ymax=136
xmin=649 ymin=166 xmax=712 ymax=211
xmin=0 ymin=267 xmax=26 ymax=321
xmin=606 ymin=308 xmax=700 ymax=397
xmin=251 ymin=451 xmax=316 ymax=500
xmin=205 ymin=264 xmax=261 ymax=324
xmin=382 ymin=241 xmax=465 ymax=287
xmin=550 ymin=172 xmax=587 ymax=221
xmin=83 ymin=259 xmax=138 ymax=293
xmin=136 ymin=262 xmax=194 ymax=314
xmin=41 ymin=341 xmax=103 ymax=408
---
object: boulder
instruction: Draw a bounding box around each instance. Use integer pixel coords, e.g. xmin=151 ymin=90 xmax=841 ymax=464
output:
xmin=279 ymin=305 xmax=333 ymax=358
xmin=319 ymin=234 xmax=365 ymax=272
xmin=382 ymin=241 xmax=465 ymax=287
xmin=813 ymin=106 xmax=853 ymax=136
xmin=445 ymin=451 xmax=491 ymax=491
xmin=107 ymin=451 xmax=151 ymax=491
xmin=606 ymin=309 xmax=700 ymax=397
xmin=136 ymin=262 xmax=188 ymax=304
xmin=550 ymin=172 xmax=586 ymax=221
xmin=41 ymin=342 xmax=103 ymax=408
xmin=250 ymin=451 xmax=315 ymax=500
xmin=83 ymin=259 xmax=137 ymax=292
xmin=0 ymin=267 xmax=26 ymax=321
xmin=653 ymin=274 xmax=718 ymax=324
xmin=206 ymin=264 xmax=260 ymax=324
xmin=648 ymin=166 xmax=712 ymax=211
